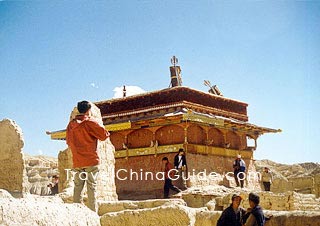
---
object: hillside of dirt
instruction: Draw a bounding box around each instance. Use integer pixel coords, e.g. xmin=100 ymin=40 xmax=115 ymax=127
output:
xmin=255 ymin=159 xmax=320 ymax=178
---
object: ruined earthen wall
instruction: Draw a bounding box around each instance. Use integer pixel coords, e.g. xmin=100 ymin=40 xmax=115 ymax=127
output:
xmin=25 ymin=156 xmax=58 ymax=196
xmin=98 ymin=196 xmax=320 ymax=226
xmin=0 ymin=119 xmax=28 ymax=195
xmin=272 ymin=176 xmax=316 ymax=195
xmin=58 ymin=147 xmax=73 ymax=194
xmin=315 ymin=174 xmax=320 ymax=197
xmin=216 ymin=191 xmax=320 ymax=211
xmin=96 ymin=138 xmax=118 ymax=200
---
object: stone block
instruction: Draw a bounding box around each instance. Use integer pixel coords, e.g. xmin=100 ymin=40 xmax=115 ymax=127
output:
xmin=194 ymin=210 xmax=221 ymax=226
xmin=264 ymin=210 xmax=320 ymax=226
xmin=98 ymin=198 xmax=186 ymax=216
xmin=100 ymin=204 xmax=191 ymax=226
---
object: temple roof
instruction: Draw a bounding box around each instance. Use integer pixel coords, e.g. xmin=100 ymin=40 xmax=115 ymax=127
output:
xmin=96 ymin=86 xmax=249 ymax=122
xmin=48 ymin=84 xmax=281 ymax=141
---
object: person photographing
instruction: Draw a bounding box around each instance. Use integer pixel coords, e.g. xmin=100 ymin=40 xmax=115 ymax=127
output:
xmin=66 ymin=100 xmax=109 ymax=212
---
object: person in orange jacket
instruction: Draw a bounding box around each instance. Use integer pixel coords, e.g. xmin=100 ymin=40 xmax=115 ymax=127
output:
xmin=66 ymin=100 xmax=109 ymax=212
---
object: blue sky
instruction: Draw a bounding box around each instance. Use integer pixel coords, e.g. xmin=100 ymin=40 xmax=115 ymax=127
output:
xmin=0 ymin=1 xmax=319 ymax=164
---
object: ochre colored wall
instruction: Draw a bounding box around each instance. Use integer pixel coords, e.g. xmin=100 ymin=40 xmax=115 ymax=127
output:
xmin=226 ymin=131 xmax=240 ymax=149
xmin=208 ymin=128 xmax=224 ymax=147
xmin=115 ymin=153 xmax=176 ymax=200
xmin=156 ymin=125 xmax=184 ymax=145
xmin=111 ymin=122 xmax=251 ymax=199
xmin=187 ymin=125 xmax=206 ymax=144
xmin=128 ymin=129 xmax=153 ymax=148
xmin=114 ymin=150 xmax=252 ymax=200
xmin=110 ymin=132 xmax=125 ymax=150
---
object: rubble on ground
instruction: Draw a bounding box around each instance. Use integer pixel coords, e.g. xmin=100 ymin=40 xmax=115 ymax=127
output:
xmin=0 ymin=189 xmax=100 ymax=226
xmin=1 ymin=188 xmax=320 ymax=226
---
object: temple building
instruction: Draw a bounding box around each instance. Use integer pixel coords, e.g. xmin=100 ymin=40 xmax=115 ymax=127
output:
xmin=49 ymin=57 xmax=280 ymax=199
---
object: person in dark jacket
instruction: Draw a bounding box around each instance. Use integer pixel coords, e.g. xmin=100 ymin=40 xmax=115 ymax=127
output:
xmin=48 ymin=175 xmax=59 ymax=195
xmin=217 ymin=193 xmax=245 ymax=226
xmin=233 ymin=154 xmax=246 ymax=188
xmin=174 ymin=148 xmax=187 ymax=190
xmin=243 ymin=193 xmax=265 ymax=226
xmin=174 ymin=149 xmax=187 ymax=169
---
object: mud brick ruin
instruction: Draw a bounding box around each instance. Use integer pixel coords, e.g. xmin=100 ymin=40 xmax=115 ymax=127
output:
xmin=0 ymin=119 xmax=28 ymax=197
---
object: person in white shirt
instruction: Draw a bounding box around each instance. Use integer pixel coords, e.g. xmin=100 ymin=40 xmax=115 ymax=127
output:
xmin=261 ymin=167 xmax=273 ymax=191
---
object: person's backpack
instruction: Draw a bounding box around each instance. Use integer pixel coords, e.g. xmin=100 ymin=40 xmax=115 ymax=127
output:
xmin=239 ymin=159 xmax=246 ymax=172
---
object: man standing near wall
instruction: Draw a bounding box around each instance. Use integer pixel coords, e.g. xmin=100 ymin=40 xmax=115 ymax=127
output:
xmin=66 ymin=100 xmax=110 ymax=212
xmin=233 ymin=154 xmax=246 ymax=188
xmin=174 ymin=148 xmax=187 ymax=190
